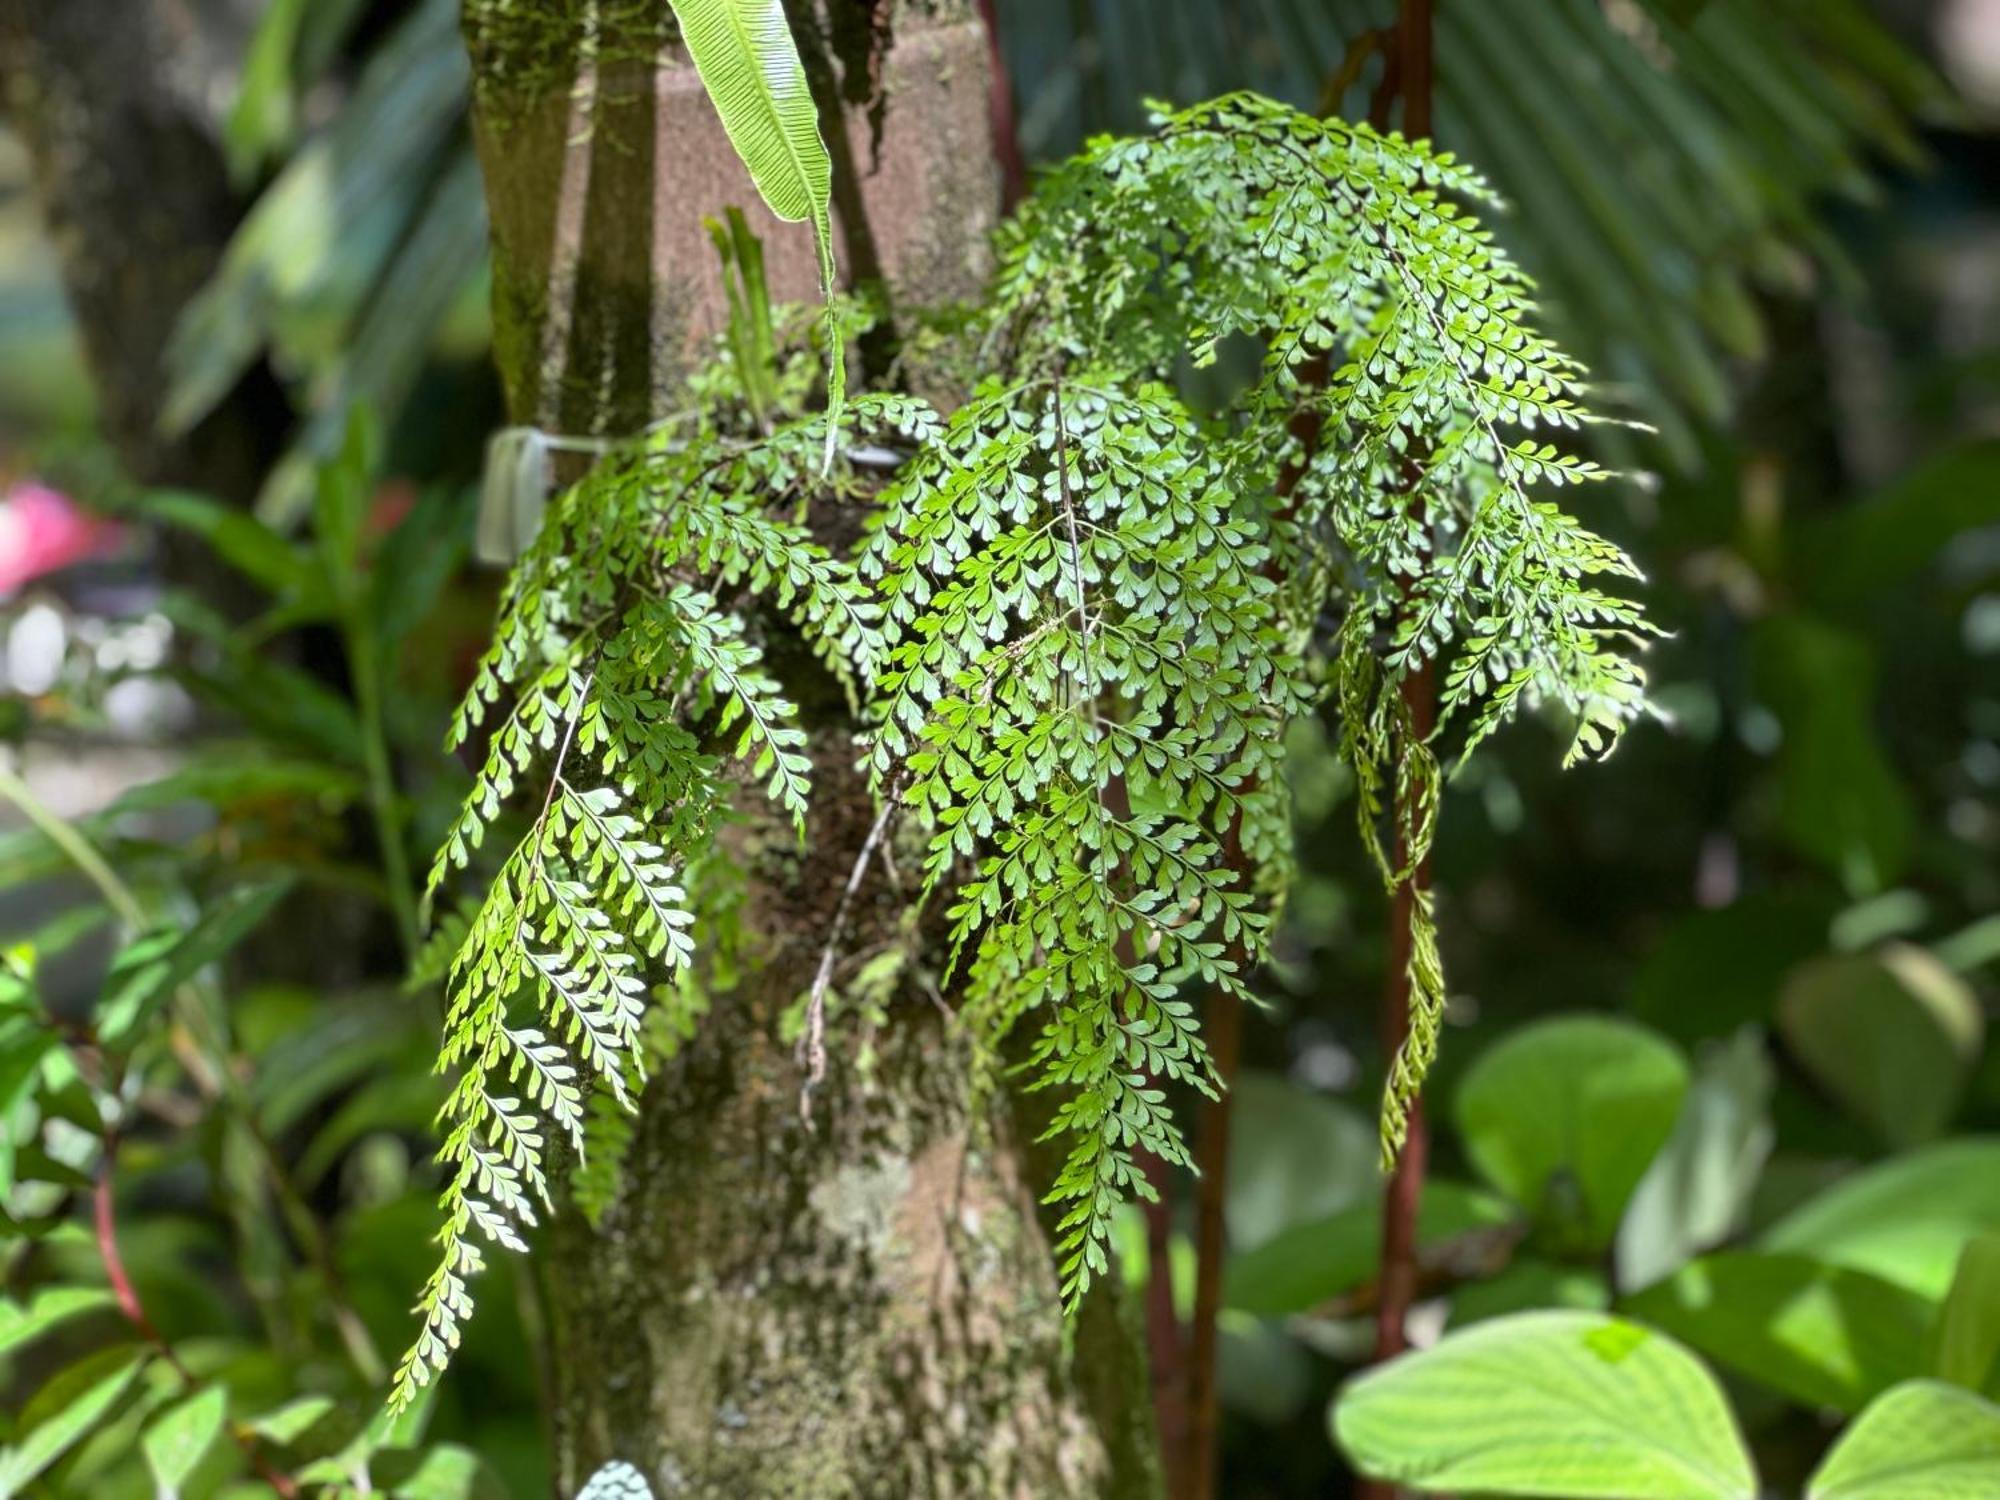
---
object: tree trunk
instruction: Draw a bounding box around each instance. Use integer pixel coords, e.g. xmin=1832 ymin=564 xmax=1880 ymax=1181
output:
xmin=0 ymin=0 xmax=287 ymax=504
xmin=458 ymin=4 xmax=1160 ymax=1495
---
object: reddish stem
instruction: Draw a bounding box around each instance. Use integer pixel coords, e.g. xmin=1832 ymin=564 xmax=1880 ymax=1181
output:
xmin=973 ymin=0 xmax=1029 ymax=211
xmin=1138 ymin=1151 xmax=1190 ymax=1499
xmin=1360 ymin=9 xmax=1435 ymax=1497
xmin=1182 ymin=979 xmax=1241 ymax=1500
xmin=95 ymin=1161 xmax=300 ymax=1498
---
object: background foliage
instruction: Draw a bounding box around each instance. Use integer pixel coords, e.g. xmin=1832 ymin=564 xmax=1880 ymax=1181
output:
xmin=0 ymin=0 xmax=1996 ymax=1495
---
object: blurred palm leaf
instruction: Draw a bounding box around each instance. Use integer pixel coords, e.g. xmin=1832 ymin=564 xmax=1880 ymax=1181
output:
xmin=1008 ymin=0 xmax=1949 ymax=463
xmin=170 ymin=0 xmax=1946 ymax=514
xmin=161 ymin=0 xmax=478 ymax=522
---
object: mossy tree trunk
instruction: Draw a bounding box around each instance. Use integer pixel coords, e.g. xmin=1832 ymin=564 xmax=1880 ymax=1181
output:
xmin=457 ymin=4 xmax=1161 ymax=1495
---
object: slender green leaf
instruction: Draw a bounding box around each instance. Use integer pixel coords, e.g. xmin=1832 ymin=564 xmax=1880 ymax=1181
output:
xmin=1617 ymin=1028 xmax=1774 ymax=1292
xmin=664 ymin=0 xmax=842 ymax=449
xmin=142 ymin=1387 xmax=229 ymax=1498
xmin=0 ymin=1288 xmax=115 ymax=1360
xmin=97 ymin=882 xmax=292 ymax=1047
xmin=0 ymin=1349 xmax=143 ymax=1499
xmin=1932 ymin=1234 xmax=2000 ymax=1398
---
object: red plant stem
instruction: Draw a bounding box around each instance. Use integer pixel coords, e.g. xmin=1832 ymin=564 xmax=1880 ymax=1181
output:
xmin=1137 ymin=1149 xmax=1190 ymax=1499
xmin=974 ymin=0 xmax=1028 ymax=211
xmin=1182 ymin=975 xmax=1241 ymax=1500
xmin=95 ymin=1159 xmax=300 ymax=1498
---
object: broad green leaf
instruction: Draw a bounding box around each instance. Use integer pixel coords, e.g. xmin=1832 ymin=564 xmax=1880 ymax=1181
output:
xmin=1617 ymin=1029 xmax=1774 ymax=1292
xmin=1624 ymin=1252 xmax=1932 ymax=1414
xmin=1808 ymin=1381 xmax=2000 ymax=1499
xmin=1455 ymin=1016 xmax=1688 ymax=1253
xmin=1333 ymin=1311 xmax=1756 ymax=1499
xmin=97 ymin=881 xmax=291 ymax=1047
xmin=1225 ymin=1072 xmax=1373 ymax=1250
xmin=1778 ymin=948 xmax=1982 ymax=1146
xmin=142 ymin=1387 xmax=228 ymax=1498
xmin=0 ymin=1288 xmax=115 ymax=1359
xmin=1932 ymin=1234 xmax=2000 ymax=1397
xmin=0 ymin=1349 xmax=143 ymax=1498
xmin=1223 ymin=1182 xmax=1514 ymax=1318
xmin=665 ymin=0 xmax=842 ymax=451
xmin=1764 ymin=1140 xmax=2000 ymax=1299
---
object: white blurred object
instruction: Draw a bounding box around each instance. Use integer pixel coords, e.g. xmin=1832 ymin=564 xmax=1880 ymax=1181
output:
xmin=5 ymin=602 xmax=66 ymax=694
xmin=1942 ymin=0 xmax=2000 ymax=111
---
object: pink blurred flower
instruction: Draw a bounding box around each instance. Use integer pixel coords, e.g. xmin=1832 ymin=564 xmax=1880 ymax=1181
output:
xmin=0 ymin=481 xmax=119 ymax=596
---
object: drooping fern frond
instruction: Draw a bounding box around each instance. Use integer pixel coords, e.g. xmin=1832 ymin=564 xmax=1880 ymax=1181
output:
xmin=665 ymin=0 xmax=845 ymax=460
xmin=395 ymin=403 xmax=902 ymax=1408
xmin=862 ymin=375 xmax=1309 ymax=1303
xmin=987 ymin=94 xmax=1658 ymax=1162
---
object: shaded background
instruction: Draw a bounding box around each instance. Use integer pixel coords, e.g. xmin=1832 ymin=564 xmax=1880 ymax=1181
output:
xmin=0 ymin=1 xmax=1996 ymax=1494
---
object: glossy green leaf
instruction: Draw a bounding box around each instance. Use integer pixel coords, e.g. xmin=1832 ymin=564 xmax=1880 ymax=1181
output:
xmin=1624 ymin=1252 xmax=1932 ymax=1414
xmin=1455 ymin=1016 xmax=1689 ymax=1252
xmin=1778 ymin=948 xmax=1982 ymax=1147
xmin=1764 ymin=1140 xmax=2000 ymax=1299
xmin=1808 ymin=1381 xmax=2000 ymax=1499
xmin=142 ymin=1387 xmax=229 ymax=1498
xmin=1333 ymin=1311 xmax=1757 ymax=1499
xmin=247 ymin=1395 xmax=338 ymax=1445
xmin=0 ymin=1014 xmax=58 ymax=1196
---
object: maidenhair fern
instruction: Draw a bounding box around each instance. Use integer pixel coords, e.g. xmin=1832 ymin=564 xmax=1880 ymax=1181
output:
xmin=403 ymin=91 xmax=1654 ymax=1399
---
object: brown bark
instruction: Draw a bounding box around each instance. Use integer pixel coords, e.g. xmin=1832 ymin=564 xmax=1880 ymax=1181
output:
xmin=0 ymin=0 xmax=287 ymax=503
xmin=459 ymin=3 xmax=1159 ymax=1493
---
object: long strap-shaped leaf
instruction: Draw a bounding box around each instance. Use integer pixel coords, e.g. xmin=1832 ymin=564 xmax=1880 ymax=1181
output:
xmin=667 ymin=0 xmax=843 ymax=460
